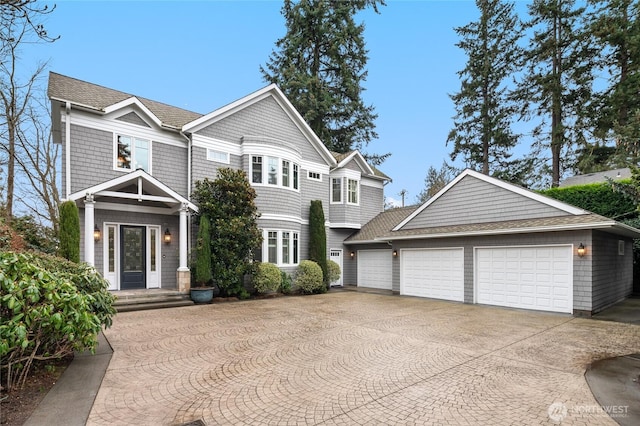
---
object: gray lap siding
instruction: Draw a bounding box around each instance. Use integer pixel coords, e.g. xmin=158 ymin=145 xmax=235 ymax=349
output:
xmin=391 ymin=230 xmax=595 ymax=313
xmin=591 ymin=230 xmax=633 ymax=313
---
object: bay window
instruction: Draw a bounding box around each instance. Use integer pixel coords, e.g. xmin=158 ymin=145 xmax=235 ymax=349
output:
xmin=263 ymin=230 xmax=299 ymax=265
xmin=348 ymin=179 xmax=359 ymax=204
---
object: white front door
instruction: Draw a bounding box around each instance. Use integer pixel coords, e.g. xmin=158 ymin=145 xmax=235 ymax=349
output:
xmin=329 ymin=249 xmax=343 ymax=287
xmin=103 ymin=223 xmax=161 ymax=290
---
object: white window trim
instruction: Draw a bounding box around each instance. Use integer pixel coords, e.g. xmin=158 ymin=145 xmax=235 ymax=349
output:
xmin=113 ymin=133 xmax=152 ymax=174
xmin=331 ymin=177 xmax=343 ymax=204
xmin=207 ymin=148 xmax=230 ymax=164
xmin=307 ymin=170 xmax=322 ymax=182
xmin=250 ymin=155 xmax=300 ymax=192
xmin=347 ymin=178 xmax=360 ymax=206
xmin=262 ymin=229 xmax=300 ymax=266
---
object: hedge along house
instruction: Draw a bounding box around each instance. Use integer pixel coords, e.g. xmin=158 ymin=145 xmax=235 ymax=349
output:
xmin=48 ymin=72 xmax=389 ymax=292
xmin=347 ymin=169 xmax=640 ymax=316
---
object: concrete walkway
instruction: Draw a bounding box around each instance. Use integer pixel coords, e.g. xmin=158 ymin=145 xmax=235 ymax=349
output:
xmin=26 ymin=292 xmax=640 ymax=425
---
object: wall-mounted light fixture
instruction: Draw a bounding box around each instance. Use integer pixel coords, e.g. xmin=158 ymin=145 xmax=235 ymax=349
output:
xmin=350 ymin=251 xmax=355 ymax=259
xmin=164 ymin=228 xmax=172 ymax=244
xmin=93 ymin=225 xmax=101 ymax=242
xmin=577 ymin=243 xmax=586 ymax=257
xmin=393 ymin=250 xmax=398 ymax=257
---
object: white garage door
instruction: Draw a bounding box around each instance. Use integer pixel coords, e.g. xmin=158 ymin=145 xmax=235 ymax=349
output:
xmin=475 ymin=245 xmax=573 ymax=313
xmin=400 ymin=248 xmax=464 ymax=301
xmin=358 ymin=250 xmax=392 ymax=290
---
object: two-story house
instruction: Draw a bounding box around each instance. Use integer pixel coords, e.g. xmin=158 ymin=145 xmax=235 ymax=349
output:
xmin=48 ymin=72 xmax=389 ymax=292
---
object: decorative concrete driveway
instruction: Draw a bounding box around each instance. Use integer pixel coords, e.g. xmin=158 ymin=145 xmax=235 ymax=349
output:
xmin=89 ymin=292 xmax=640 ymax=425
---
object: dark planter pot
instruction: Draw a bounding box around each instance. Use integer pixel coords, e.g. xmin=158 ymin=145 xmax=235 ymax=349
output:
xmin=190 ymin=287 xmax=214 ymax=304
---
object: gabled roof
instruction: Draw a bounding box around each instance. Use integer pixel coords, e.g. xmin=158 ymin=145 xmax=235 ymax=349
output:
xmin=182 ymin=84 xmax=337 ymax=166
xmin=67 ymin=169 xmax=197 ymax=212
xmin=330 ymin=151 xmax=391 ymax=181
xmin=48 ymin=72 xmax=204 ymax=130
xmin=345 ymin=206 xmax=418 ymax=244
xmin=394 ymin=169 xmax=587 ymax=231
xmin=380 ymin=169 xmax=640 ymax=240
xmin=560 ymin=168 xmax=631 ymax=187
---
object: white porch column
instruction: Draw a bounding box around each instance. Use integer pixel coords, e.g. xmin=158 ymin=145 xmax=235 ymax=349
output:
xmin=84 ymin=195 xmax=95 ymax=266
xmin=178 ymin=203 xmax=189 ymax=271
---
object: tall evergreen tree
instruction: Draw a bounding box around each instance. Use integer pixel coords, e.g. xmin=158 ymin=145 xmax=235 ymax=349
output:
xmin=308 ymin=200 xmax=327 ymax=286
xmin=448 ymin=0 xmax=523 ymax=175
xmin=587 ymin=0 xmax=640 ymax=164
xmin=515 ymin=0 xmax=593 ymax=187
xmin=261 ymin=0 xmax=388 ymax=164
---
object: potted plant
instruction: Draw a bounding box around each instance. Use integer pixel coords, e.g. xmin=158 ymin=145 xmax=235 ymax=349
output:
xmin=190 ymin=215 xmax=214 ymax=303
xmin=253 ymin=262 xmax=282 ymax=295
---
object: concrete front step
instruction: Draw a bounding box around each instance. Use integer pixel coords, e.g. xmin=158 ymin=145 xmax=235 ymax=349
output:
xmin=113 ymin=290 xmax=194 ymax=312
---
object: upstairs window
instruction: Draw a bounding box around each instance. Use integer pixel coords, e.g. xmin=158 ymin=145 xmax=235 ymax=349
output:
xmin=252 ymin=156 xmax=263 ymax=183
xmin=348 ymin=179 xmax=359 ymax=204
xmin=207 ymin=149 xmax=230 ymax=164
xmin=331 ymin=178 xmax=342 ymax=203
xmin=116 ymin=134 xmax=150 ymax=172
xmin=308 ymin=171 xmax=321 ymax=181
xmin=250 ymin=155 xmax=299 ymax=190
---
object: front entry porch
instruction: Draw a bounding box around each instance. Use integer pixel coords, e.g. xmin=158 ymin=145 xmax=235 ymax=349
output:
xmin=112 ymin=289 xmax=193 ymax=312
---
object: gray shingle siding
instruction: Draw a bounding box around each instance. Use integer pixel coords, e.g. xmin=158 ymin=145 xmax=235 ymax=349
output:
xmin=591 ymin=230 xmax=633 ymax=313
xmin=191 ymin=146 xmax=243 ymax=186
xmin=152 ymin=142 xmax=188 ymax=197
xmin=392 ymin=230 xmax=592 ymax=313
xmin=69 ymin=124 xmax=115 ymax=194
xmin=195 ymin=96 xmax=325 ymax=164
xmin=327 ymin=228 xmax=356 ymax=284
xmin=254 ymin=187 xmax=302 ymax=217
xmin=116 ymin=112 xmax=150 ymax=127
xmin=402 ymin=175 xmax=571 ymax=230
xmin=360 ymin=183 xmax=383 ymax=225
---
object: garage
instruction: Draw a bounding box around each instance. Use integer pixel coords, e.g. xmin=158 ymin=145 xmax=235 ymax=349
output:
xmin=475 ymin=245 xmax=573 ymax=313
xmin=400 ymin=248 xmax=464 ymax=301
xmin=357 ymin=249 xmax=392 ymax=290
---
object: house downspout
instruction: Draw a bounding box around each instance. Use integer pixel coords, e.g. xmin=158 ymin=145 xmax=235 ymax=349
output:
xmin=180 ymin=131 xmax=193 ymax=251
xmin=65 ymin=102 xmax=71 ymax=199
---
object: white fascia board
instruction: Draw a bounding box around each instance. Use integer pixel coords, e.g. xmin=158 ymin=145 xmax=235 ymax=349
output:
xmin=70 ymin=110 xmax=186 ymax=148
xmin=331 ymin=168 xmax=361 ymax=180
xmin=192 ymin=134 xmax=242 ymax=156
xmin=103 ymin=97 xmax=163 ymax=128
xmin=381 ymin=221 xmax=623 ymax=241
xmin=242 ymin=140 xmax=303 ymax=163
xmin=300 ymin=160 xmax=331 ymax=175
xmin=50 ymin=96 xmax=101 ymax=113
xmin=393 ymin=169 xmax=589 ymax=231
xmin=259 ymin=213 xmax=307 ymax=225
xmin=336 ymin=151 xmax=375 ymax=176
xmin=68 ymin=169 xmax=197 ymax=211
xmin=360 ymin=178 xmax=384 ymax=189
xmin=94 ymin=201 xmax=184 ymax=216
xmin=329 ymin=222 xmax=362 ymax=229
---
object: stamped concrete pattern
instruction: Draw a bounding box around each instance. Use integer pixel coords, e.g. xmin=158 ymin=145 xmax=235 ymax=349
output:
xmin=89 ymin=293 xmax=640 ymax=425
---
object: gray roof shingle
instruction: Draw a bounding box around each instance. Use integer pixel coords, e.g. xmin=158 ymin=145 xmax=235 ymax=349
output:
xmin=48 ymin=72 xmax=203 ymax=130
xmin=346 ymin=206 xmax=418 ymax=243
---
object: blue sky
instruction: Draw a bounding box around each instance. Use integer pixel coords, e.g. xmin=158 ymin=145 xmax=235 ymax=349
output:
xmin=26 ymin=0 xmax=531 ymax=206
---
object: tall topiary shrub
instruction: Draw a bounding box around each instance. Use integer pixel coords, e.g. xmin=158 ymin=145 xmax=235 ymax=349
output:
xmin=192 ymin=169 xmax=262 ymax=298
xmin=193 ymin=214 xmax=212 ymax=287
xmin=58 ymin=201 xmax=80 ymax=263
xmin=309 ymin=200 xmax=327 ymax=286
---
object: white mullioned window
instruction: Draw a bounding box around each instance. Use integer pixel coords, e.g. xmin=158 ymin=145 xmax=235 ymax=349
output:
xmin=250 ymin=155 xmax=300 ymax=190
xmin=207 ymin=149 xmax=230 ymax=164
xmin=331 ymin=178 xmax=342 ymax=203
xmin=347 ymin=178 xmax=359 ymax=204
xmin=115 ymin=134 xmax=151 ymax=172
xmin=263 ymin=230 xmax=299 ymax=265
xmin=307 ymin=171 xmax=321 ymax=181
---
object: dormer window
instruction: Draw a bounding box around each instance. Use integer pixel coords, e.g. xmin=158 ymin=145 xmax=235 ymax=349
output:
xmin=347 ymin=178 xmax=359 ymax=205
xmin=331 ymin=178 xmax=342 ymax=203
xmin=115 ymin=134 xmax=150 ymax=172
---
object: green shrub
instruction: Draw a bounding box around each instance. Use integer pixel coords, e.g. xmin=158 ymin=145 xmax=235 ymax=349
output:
xmin=280 ymin=271 xmax=292 ymax=294
xmin=309 ymin=200 xmax=328 ymax=286
xmin=0 ymin=251 xmax=115 ymax=390
xmin=295 ymin=260 xmax=325 ymax=294
xmin=327 ymin=259 xmax=341 ymax=284
xmin=253 ymin=262 xmax=282 ymax=294
xmin=58 ymin=201 xmax=80 ymax=262
xmin=539 ymin=181 xmax=637 ymax=219
xmin=193 ymin=215 xmax=212 ymax=286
